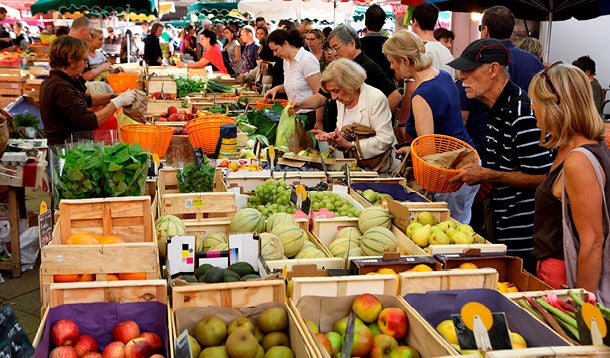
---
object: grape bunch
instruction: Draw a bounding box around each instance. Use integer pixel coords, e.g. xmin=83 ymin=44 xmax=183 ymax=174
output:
xmin=308 ymin=191 xmax=360 ymax=217
xmin=305 ymin=182 xmax=329 ymax=191
xmin=246 ymin=179 xmax=296 ymax=217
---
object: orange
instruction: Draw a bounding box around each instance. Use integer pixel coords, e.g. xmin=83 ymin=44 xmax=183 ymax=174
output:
xmin=54 ymin=274 xmax=80 ymax=282
xmin=119 ymin=272 xmax=147 ymax=280
xmin=98 ymin=235 xmax=125 ymax=244
xmin=107 ymin=274 xmax=120 ymax=281
xmin=77 ymin=274 xmax=95 ymax=282
xmin=410 ymin=264 xmax=434 ymax=272
xmin=65 ymin=233 xmax=99 ymax=245
xmin=457 ymin=262 xmax=478 ymax=269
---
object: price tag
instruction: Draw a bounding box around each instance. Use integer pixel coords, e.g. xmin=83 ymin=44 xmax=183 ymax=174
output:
xmin=174 ymin=329 xmax=193 ymax=358
xmin=38 ymin=201 xmax=53 ymax=248
xmin=0 ymin=305 xmax=34 ymax=358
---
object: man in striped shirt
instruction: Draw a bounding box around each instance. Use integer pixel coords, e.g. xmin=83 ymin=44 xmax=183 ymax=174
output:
xmin=448 ymin=38 xmax=553 ymax=273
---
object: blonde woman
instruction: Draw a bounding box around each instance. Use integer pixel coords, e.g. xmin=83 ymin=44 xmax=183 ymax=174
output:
xmin=530 ymin=63 xmax=610 ymax=303
xmin=383 ymin=29 xmax=478 ymax=224
xmin=82 ymin=28 xmax=114 ymax=81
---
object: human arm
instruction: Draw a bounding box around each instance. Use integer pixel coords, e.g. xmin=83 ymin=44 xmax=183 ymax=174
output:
xmin=81 ymin=61 xmax=113 ymax=81
xmin=356 ymin=86 xmax=396 ymax=159
xmin=563 ymin=150 xmax=606 ymax=295
xmin=264 ymin=84 xmax=285 ymax=100
xmin=232 ymin=43 xmax=241 ymax=64
xmin=451 ymin=163 xmax=547 ymax=188
xmin=291 ymin=93 xmax=326 ymax=112
xmin=411 ymin=94 xmax=434 ymax=136
xmin=387 ymin=90 xmax=402 ymax=114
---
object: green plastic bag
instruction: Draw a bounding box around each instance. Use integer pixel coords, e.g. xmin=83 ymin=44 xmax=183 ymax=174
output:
xmin=274 ymin=104 xmax=295 ymax=153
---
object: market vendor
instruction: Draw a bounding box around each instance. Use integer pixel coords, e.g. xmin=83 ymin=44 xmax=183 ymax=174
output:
xmin=309 ymin=58 xmax=400 ymax=174
xmin=40 ymin=36 xmax=136 ymax=146
xmin=176 ymin=29 xmax=227 ymax=73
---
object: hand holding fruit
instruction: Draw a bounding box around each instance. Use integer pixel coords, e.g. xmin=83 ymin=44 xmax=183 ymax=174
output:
xmin=111 ymin=90 xmax=136 ymax=108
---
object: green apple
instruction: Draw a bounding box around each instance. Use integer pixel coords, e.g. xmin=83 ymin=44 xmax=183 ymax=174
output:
xmin=199 ymin=345 xmax=228 ymax=358
xmin=326 ymin=331 xmax=342 ymax=355
xmin=411 ymin=225 xmax=432 ymax=248
xmin=390 ymin=345 xmax=421 ymax=358
xmin=333 ymin=316 xmax=365 ymax=336
xmin=194 ymin=316 xmax=227 ymax=347
xmin=305 ymin=320 xmax=319 ymax=334
xmin=368 ymin=322 xmax=382 ymax=336
xmin=227 ymin=316 xmax=256 ymax=336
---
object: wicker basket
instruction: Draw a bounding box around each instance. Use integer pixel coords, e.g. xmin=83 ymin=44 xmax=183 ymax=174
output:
xmin=0 ymin=108 xmax=13 ymax=157
xmin=120 ymin=124 xmax=173 ymax=157
xmin=411 ymin=134 xmax=478 ymax=193
xmin=256 ymin=99 xmax=289 ymax=110
xmin=106 ymin=73 xmax=139 ymax=93
xmin=186 ymin=114 xmax=236 ymax=155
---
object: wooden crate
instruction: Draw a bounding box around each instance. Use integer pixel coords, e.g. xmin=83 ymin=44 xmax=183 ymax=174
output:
xmin=147 ymin=99 xmax=185 ymax=116
xmin=0 ymin=81 xmax=22 ymax=96
xmin=33 ymin=280 xmax=169 ymax=357
xmin=171 ymin=280 xmax=316 ymax=358
xmin=485 ymin=346 xmax=610 ymax=357
xmin=290 ymin=293 xmax=456 ymax=358
xmin=398 ymin=267 xmax=498 ymax=295
xmin=291 ymin=274 xmax=397 ymax=302
xmin=40 ymin=196 xmax=160 ymax=311
xmin=0 ymin=68 xmax=24 ymax=82
xmin=158 ymin=168 xmax=236 ymax=221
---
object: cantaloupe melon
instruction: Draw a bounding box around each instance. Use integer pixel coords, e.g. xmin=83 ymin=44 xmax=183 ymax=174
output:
xmin=230 ymin=208 xmax=265 ymax=233
xmin=265 ymin=212 xmax=297 ymax=232
xmin=155 ymin=215 xmax=186 ymax=258
xmin=270 ymin=223 xmax=306 ymax=258
xmin=328 ymin=236 xmax=360 ymax=257
xmin=360 ymin=226 xmax=397 ymax=256
xmin=335 ymin=227 xmax=363 ymax=242
xmin=260 ymin=233 xmax=284 ymax=260
xmin=203 ymin=232 xmax=229 ymax=251
xmin=357 ymin=206 xmax=392 ymax=234
xmin=294 ymin=247 xmax=326 ymax=259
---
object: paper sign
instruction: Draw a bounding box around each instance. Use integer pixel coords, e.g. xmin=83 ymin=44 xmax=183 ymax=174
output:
xmin=38 ymin=208 xmax=53 ymax=248
xmin=331 ymin=184 xmax=349 ymax=195
xmin=166 ymin=236 xmax=196 ymax=277
xmin=452 ymin=311 xmax=511 ymax=351
xmin=0 ymin=305 xmax=34 ymax=358
xmin=195 ymin=249 xmax=235 ymax=269
xmin=229 ymin=233 xmax=258 ymax=268
xmin=174 ymin=329 xmax=193 ymax=358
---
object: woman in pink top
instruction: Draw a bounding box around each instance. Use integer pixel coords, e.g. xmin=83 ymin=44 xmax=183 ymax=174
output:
xmin=178 ymin=29 xmax=227 ymax=73
xmin=180 ymin=25 xmax=197 ymax=59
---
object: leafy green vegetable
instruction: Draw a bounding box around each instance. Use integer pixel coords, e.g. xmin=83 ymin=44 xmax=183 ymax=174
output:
xmin=102 ymin=142 xmax=149 ymax=197
xmin=55 ymin=144 xmax=104 ymax=200
xmin=174 ymin=76 xmax=207 ymax=97
xmin=177 ymin=159 xmax=216 ymax=193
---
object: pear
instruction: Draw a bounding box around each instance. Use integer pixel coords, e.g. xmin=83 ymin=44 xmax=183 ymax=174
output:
xmin=456 ymin=224 xmax=475 ymax=235
xmin=411 ymin=225 xmax=432 ymax=247
xmin=416 ymin=211 xmax=437 ymax=226
xmin=362 ymin=189 xmax=380 ymax=203
xmin=429 ymin=231 xmax=451 ymax=245
xmin=451 ymin=231 xmax=475 ymax=245
xmin=406 ymin=222 xmax=424 ymax=239
xmin=436 ymin=219 xmax=457 ymax=232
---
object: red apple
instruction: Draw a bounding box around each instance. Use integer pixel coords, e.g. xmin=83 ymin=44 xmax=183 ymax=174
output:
xmin=179 ymin=127 xmax=188 ymax=135
xmin=168 ymin=113 xmax=179 ymax=122
xmin=51 ymin=319 xmax=81 ymax=346
xmin=124 ymin=337 xmax=153 ymax=358
xmin=351 ymin=323 xmax=374 ymax=357
xmin=167 ymin=106 xmax=178 ymax=114
xmin=378 ymin=308 xmax=408 ymax=340
xmin=326 ymin=331 xmax=342 ymax=355
xmin=74 ymin=335 xmax=99 ymax=357
xmin=49 ymin=346 xmax=79 ymax=358
xmin=315 ymin=333 xmax=332 ymax=354
xmin=102 ymin=341 xmax=126 ymax=358
xmin=159 ymin=112 xmax=169 ymax=118
xmin=112 ymin=321 xmax=140 ymax=344
xmin=352 ymin=293 xmax=383 ymax=323
xmin=186 ymin=113 xmax=195 ymax=120
xmin=81 ymin=352 xmax=103 ymax=358
xmin=155 ymin=117 xmax=168 ymax=123
xmin=390 ymin=346 xmax=421 ymax=358
xmin=191 ymin=105 xmax=198 ymax=114
xmin=369 ymin=333 xmax=398 ymax=358
xmin=139 ymin=332 xmax=162 ymax=353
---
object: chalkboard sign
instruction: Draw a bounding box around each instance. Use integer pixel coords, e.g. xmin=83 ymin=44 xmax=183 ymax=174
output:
xmin=451 ymin=312 xmax=511 ymax=350
xmin=174 ymin=329 xmax=193 ymax=358
xmin=0 ymin=305 xmax=34 ymax=358
xmin=38 ymin=209 xmax=53 ymax=248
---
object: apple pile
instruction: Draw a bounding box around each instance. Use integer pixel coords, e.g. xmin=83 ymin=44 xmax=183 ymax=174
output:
xmin=186 ymin=306 xmax=295 ymax=358
xmin=311 ymin=294 xmax=420 ymax=358
xmin=406 ymin=211 xmax=479 ymax=251
xmin=47 ymin=318 xmax=164 ymax=358
xmin=156 ymin=106 xmax=196 ymax=123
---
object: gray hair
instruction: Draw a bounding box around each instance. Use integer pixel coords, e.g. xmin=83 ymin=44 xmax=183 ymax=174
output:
xmin=327 ymin=24 xmax=360 ymax=49
xmin=320 ymin=57 xmax=367 ymax=93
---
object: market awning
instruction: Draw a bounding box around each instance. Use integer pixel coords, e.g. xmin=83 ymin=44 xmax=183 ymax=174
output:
xmin=187 ymin=2 xmax=238 ymax=16
xmin=238 ymin=0 xmax=354 ymax=23
xmin=0 ymin=3 xmax=20 ymax=18
xmin=30 ymin=0 xmax=157 ymax=16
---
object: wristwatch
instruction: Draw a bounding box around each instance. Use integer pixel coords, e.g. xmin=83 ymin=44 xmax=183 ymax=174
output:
xmin=350 ymin=141 xmax=356 ymax=151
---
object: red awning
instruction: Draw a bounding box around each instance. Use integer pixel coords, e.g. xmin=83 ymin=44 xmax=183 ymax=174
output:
xmin=0 ymin=0 xmax=36 ymax=11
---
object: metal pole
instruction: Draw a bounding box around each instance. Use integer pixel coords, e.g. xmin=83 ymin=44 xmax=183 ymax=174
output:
xmin=543 ymin=12 xmax=553 ymax=63
xmin=126 ymin=5 xmax=131 ymax=64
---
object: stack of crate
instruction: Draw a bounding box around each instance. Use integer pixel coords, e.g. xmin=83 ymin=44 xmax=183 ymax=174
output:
xmin=0 ymin=68 xmax=23 ymax=107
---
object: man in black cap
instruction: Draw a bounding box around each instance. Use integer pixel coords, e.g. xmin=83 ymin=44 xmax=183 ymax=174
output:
xmin=449 ymin=38 xmax=553 ymax=273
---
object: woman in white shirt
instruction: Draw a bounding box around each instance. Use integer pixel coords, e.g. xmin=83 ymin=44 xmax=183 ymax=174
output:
xmin=264 ymin=29 xmax=320 ymax=130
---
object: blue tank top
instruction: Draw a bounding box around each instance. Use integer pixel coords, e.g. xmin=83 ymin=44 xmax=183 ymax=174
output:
xmin=406 ymin=70 xmax=474 ymax=147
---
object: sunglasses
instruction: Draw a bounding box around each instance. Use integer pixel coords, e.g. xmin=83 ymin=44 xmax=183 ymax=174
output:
xmin=540 ymin=61 xmax=563 ymax=104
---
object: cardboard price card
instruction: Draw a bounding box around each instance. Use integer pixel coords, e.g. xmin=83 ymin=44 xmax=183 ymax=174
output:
xmin=452 ymin=302 xmax=511 ymax=351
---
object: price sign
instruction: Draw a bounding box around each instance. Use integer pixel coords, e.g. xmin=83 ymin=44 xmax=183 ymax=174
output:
xmin=0 ymin=305 xmax=34 ymax=358
xmin=38 ymin=201 xmax=53 ymax=247
xmin=174 ymin=329 xmax=193 ymax=358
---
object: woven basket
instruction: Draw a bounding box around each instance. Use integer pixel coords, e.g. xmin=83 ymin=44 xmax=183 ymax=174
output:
xmin=0 ymin=108 xmax=14 ymax=157
xmin=106 ymin=73 xmax=139 ymax=93
xmin=186 ymin=114 xmax=236 ymax=155
xmin=120 ymin=124 xmax=173 ymax=157
xmin=411 ymin=134 xmax=478 ymax=193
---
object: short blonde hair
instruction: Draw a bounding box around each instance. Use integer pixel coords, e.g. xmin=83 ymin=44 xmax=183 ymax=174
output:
xmin=320 ymin=58 xmax=366 ymax=94
xmin=91 ymin=28 xmax=103 ymax=39
xmin=382 ymin=29 xmax=432 ymax=73
xmin=516 ymin=37 xmax=542 ymax=59
xmin=529 ymin=63 xmax=604 ymax=148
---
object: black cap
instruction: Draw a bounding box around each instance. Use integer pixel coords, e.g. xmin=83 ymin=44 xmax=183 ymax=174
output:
xmin=447 ymin=38 xmax=510 ymax=71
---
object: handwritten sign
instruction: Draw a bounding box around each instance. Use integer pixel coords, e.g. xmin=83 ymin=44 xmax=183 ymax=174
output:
xmin=174 ymin=329 xmax=193 ymax=358
xmin=38 ymin=209 xmax=53 ymax=248
xmin=0 ymin=305 xmax=34 ymax=358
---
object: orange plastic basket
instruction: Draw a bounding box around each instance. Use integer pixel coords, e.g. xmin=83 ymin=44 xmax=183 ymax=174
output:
xmin=120 ymin=124 xmax=174 ymax=157
xmin=411 ymin=134 xmax=479 ymax=193
xmin=186 ymin=115 xmax=236 ymax=155
xmin=106 ymin=73 xmax=139 ymax=93
xmin=256 ymin=99 xmax=289 ymax=110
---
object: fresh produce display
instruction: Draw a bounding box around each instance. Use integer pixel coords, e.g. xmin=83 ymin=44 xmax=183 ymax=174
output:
xmin=176 ymin=161 xmax=216 ymax=193
xmin=174 ymin=77 xmax=235 ymax=97
xmin=356 ymin=189 xmax=395 ymax=206
xmin=54 ymin=144 xmax=104 ymax=200
xmin=156 ymin=105 xmax=195 ymax=122
xmin=186 ymin=306 xmax=295 ymax=358
xmin=311 ymin=294 xmax=417 ymax=357
xmin=46 ymin=318 xmax=165 ymax=358
xmin=219 ymin=159 xmax=264 ymax=172
xmin=405 ymin=211 xmax=483 ymax=252
xmin=174 ymin=262 xmax=260 ymax=284
xmin=155 ymin=215 xmax=187 ymax=258
xmin=102 ymin=143 xmax=150 ymax=197
xmin=435 ymin=318 xmax=527 ymax=354
xmin=235 ymin=103 xmax=282 ymax=146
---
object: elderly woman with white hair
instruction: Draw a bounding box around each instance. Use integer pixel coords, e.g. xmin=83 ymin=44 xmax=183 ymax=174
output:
xmin=311 ymin=57 xmax=399 ymax=174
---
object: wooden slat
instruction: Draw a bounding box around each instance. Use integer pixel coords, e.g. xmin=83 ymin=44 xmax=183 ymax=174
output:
xmin=48 ymin=279 xmax=168 ymax=307
xmin=399 ymin=268 xmax=498 ymax=295
xmin=291 ymin=275 xmax=397 ymax=303
xmin=171 ymin=280 xmax=285 ymax=309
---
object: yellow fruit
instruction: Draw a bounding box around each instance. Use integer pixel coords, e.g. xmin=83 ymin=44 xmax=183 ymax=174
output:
xmin=377 ymin=268 xmax=397 ymax=275
xmin=436 ymin=319 xmax=459 ymax=345
xmin=457 ymin=262 xmax=478 ymax=270
xmin=498 ymin=281 xmax=519 ymax=293
xmin=510 ymin=332 xmax=527 ymax=349
xmin=410 ymin=264 xmax=433 ymax=272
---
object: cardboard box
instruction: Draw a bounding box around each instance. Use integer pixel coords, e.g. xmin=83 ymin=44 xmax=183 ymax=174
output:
xmin=404 ymin=288 xmax=571 ymax=353
xmin=435 ymin=254 xmax=552 ymax=292
xmin=399 ymin=268 xmax=499 ymax=295
xmin=349 ymin=254 xmax=441 ymax=275
xmin=290 ymin=294 xmax=456 ymax=358
xmin=171 ymin=280 xmax=316 ymax=358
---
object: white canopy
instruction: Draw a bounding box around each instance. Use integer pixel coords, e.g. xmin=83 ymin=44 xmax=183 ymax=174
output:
xmin=238 ymin=0 xmax=355 ymax=24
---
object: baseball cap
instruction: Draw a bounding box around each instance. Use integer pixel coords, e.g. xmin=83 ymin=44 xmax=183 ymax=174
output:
xmin=447 ymin=38 xmax=510 ymax=71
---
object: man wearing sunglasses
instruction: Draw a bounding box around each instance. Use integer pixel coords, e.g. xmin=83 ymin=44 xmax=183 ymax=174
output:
xmin=448 ymin=38 xmax=553 ymax=273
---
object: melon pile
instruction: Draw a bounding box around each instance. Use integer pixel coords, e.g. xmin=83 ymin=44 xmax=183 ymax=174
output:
xmin=155 ymin=214 xmax=188 ymax=258
xmin=327 ymin=206 xmax=398 ymax=258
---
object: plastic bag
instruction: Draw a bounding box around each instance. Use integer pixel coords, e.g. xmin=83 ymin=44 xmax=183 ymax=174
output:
xmin=275 ymin=104 xmax=295 ymax=152
xmin=122 ymin=89 xmax=148 ymax=123
xmin=19 ymin=226 xmax=39 ymax=271
xmin=85 ymin=81 xmax=113 ymax=95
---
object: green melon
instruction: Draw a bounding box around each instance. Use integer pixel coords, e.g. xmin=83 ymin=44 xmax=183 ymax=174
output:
xmin=360 ymin=226 xmax=397 ymax=256
xmin=230 ymin=208 xmax=265 ymax=233
xmin=155 ymin=215 xmax=186 ymax=258
xmin=346 ymin=247 xmax=365 ymax=257
xmin=357 ymin=206 xmax=393 ymax=234
xmin=294 ymin=247 xmax=326 ymax=259
xmin=265 ymin=212 xmax=297 ymax=232
xmin=260 ymin=233 xmax=284 ymax=260
xmin=209 ymin=242 xmax=229 ymax=251
xmin=328 ymin=236 xmax=360 ymax=257
xmin=203 ymin=232 xmax=229 ymax=251
xmin=335 ymin=227 xmax=363 ymax=242
xmin=302 ymin=240 xmax=316 ymax=248
xmin=270 ymin=223 xmax=306 ymax=258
